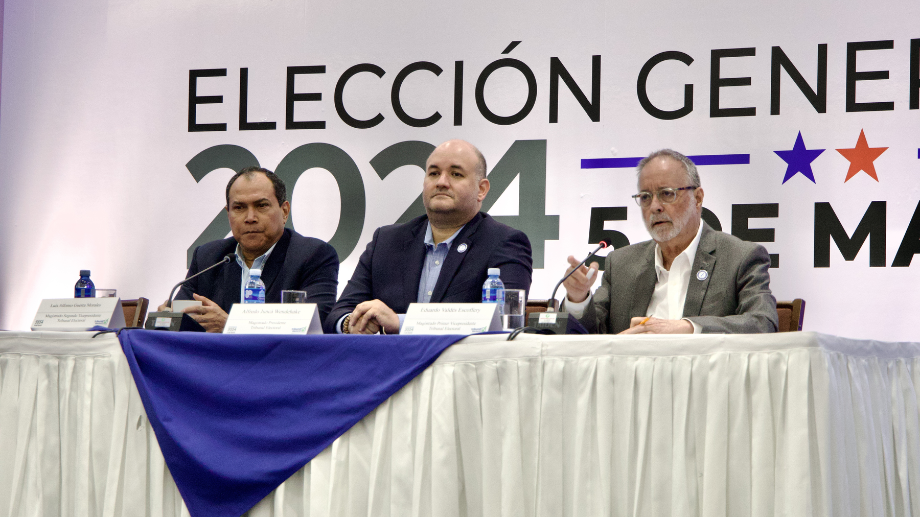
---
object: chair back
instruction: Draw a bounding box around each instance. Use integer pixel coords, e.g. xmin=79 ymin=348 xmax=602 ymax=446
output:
xmin=775 ymin=299 xmax=806 ymax=332
xmin=122 ymin=298 xmax=150 ymax=328
xmin=525 ymin=299 xmax=554 ymax=318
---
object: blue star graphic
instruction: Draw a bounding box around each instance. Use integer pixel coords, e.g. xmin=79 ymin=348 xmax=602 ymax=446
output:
xmin=774 ymin=132 xmax=824 ymax=184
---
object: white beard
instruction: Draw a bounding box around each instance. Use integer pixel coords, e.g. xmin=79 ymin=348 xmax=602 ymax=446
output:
xmin=646 ymin=203 xmax=696 ymax=243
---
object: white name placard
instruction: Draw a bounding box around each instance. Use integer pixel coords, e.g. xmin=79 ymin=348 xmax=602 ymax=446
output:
xmin=223 ymin=303 xmax=321 ymax=335
xmin=32 ymin=298 xmax=126 ymax=331
xmin=400 ymin=303 xmax=500 ymax=335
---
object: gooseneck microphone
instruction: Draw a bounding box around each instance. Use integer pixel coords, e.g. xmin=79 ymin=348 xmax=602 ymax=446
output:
xmin=167 ymin=253 xmax=236 ymax=307
xmin=547 ymin=240 xmax=610 ymax=313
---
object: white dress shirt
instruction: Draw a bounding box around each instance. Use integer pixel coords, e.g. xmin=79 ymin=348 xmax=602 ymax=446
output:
xmin=566 ymin=223 xmax=704 ymax=333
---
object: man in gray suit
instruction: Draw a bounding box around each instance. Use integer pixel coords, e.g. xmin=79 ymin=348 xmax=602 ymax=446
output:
xmin=563 ymin=149 xmax=778 ymax=334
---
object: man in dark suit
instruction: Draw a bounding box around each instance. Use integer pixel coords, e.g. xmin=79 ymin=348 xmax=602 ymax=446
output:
xmin=163 ymin=167 xmax=339 ymax=332
xmin=326 ymin=139 xmax=532 ymax=334
xmin=563 ymin=149 xmax=777 ymax=334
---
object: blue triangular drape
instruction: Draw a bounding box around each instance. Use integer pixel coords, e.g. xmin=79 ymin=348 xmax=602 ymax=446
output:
xmin=119 ymin=330 xmax=462 ymax=517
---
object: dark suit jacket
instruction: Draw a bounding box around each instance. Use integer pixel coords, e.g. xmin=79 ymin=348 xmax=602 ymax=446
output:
xmin=176 ymin=228 xmax=339 ymax=324
xmin=325 ymin=212 xmax=533 ymax=333
xmin=578 ymin=222 xmax=778 ymax=334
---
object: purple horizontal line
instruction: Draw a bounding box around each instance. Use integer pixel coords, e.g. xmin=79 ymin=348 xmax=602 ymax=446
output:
xmin=581 ymin=154 xmax=751 ymax=169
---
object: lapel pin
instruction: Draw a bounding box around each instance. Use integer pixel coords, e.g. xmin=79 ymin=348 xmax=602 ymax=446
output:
xmin=696 ymin=270 xmax=708 ymax=281
xmin=457 ymin=243 xmax=468 ymax=253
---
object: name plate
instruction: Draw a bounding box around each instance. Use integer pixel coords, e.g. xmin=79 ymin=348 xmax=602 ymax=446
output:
xmin=223 ymin=303 xmax=321 ymax=335
xmin=32 ymin=298 xmax=126 ymax=331
xmin=401 ymin=303 xmax=500 ymax=335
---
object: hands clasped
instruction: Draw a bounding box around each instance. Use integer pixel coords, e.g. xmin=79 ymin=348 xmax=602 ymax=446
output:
xmin=619 ymin=317 xmax=693 ymax=334
xmin=349 ymin=300 xmax=400 ymax=334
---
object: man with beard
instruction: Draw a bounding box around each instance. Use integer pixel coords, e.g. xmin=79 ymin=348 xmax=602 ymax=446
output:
xmin=326 ymin=139 xmax=532 ymax=334
xmin=562 ymin=149 xmax=777 ymax=334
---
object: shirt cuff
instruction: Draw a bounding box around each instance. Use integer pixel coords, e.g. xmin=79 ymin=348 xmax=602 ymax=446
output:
xmin=683 ymin=318 xmax=702 ymax=334
xmin=563 ymin=293 xmax=591 ymax=319
xmin=335 ymin=313 xmax=349 ymax=334
xmin=337 ymin=313 xmax=407 ymax=333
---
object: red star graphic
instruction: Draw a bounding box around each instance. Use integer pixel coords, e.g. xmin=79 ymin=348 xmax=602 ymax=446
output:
xmin=836 ymin=129 xmax=887 ymax=182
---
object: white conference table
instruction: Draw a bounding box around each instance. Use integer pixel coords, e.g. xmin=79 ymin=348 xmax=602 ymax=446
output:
xmin=1 ymin=330 xmax=918 ymax=517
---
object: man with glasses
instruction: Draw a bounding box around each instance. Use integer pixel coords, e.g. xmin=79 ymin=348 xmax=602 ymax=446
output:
xmin=562 ymin=149 xmax=778 ymax=334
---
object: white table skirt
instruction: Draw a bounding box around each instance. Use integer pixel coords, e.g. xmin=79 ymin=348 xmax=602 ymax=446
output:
xmin=1 ymin=331 xmax=918 ymax=517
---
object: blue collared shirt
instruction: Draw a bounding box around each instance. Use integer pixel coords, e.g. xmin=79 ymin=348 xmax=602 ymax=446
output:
xmin=235 ymin=242 xmax=277 ymax=302
xmin=416 ymin=223 xmax=464 ymax=303
xmin=336 ymin=222 xmax=464 ymax=333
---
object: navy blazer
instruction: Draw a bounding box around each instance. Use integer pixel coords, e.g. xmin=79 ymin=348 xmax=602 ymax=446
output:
xmin=176 ymin=228 xmax=339 ymax=324
xmin=325 ymin=212 xmax=533 ymax=333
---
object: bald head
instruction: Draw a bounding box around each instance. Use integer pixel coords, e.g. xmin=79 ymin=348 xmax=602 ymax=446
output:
xmin=423 ymin=139 xmax=491 ymax=228
xmin=426 ymin=139 xmax=487 ymax=180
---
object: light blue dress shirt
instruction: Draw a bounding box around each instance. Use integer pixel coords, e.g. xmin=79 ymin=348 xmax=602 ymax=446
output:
xmin=235 ymin=242 xmax=276 ymax=302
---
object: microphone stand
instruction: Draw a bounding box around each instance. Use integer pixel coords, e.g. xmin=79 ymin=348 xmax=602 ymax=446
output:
xmin=166 ymin=253 xmax=235 ymax=308
xmin=527 ymin=241 xmax=608 ymax=334
xmin=547 ymin=241 xmax=609 ymax=312
xmin=143 ymin=253 xmax=236 ymax=332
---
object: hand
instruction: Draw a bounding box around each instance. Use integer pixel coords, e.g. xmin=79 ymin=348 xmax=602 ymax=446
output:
xmin=563 ymin=255 xmax=600 ymax=303
xmin=349 ymin=300 xmax=400 ymax=334
xmin=181 ymin=294 xmax=229 ymax=333
xmin=157 ymin=300 xmax=169 ymax=312
xmin=618 ymin=317 xmax=693 ymax=335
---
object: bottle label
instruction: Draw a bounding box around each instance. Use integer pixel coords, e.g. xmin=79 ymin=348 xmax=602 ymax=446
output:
xmin=244 ymin=288 xmax=266 ymax=303
xmin=482 ymin=288 xmax=505 ymax=307
xmin=75 ymin=288 xmax=95 ymax=298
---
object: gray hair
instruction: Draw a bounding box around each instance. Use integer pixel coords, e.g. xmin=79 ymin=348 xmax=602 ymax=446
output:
xmin=636 ymin=149 xmax=701 ymax=188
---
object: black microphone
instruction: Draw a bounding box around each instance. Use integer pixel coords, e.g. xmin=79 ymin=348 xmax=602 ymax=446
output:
xmin=547 ymin=240 xmax=610 ymax=312
xmin=527 ymin=240 xmax=609 ymax=335
xmin=167 ymin=253 xmax=236 ymax=307
xmin=144 ymin=253 xmax=236 ymax=332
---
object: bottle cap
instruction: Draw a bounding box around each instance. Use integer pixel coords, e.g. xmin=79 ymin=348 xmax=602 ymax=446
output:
xmin=250 ymin=269 xmax=262 ymax=278
xmin=80 ymin=270 xmax=91 ymax=277
xmin=487 ymin=268 xmax=500 ymax=276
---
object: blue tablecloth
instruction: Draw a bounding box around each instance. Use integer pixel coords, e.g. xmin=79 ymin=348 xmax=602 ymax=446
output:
xmin=118 ymin=330 xmax=463 ymax=517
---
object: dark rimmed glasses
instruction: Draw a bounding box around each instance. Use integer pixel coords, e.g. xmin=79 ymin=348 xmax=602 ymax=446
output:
xmin=631 ymin=186 xmax=697 ymax=207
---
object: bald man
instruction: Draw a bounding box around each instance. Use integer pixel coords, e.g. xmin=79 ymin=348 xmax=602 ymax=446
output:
xmin=326 ymin=139 xmax=533 ymax=334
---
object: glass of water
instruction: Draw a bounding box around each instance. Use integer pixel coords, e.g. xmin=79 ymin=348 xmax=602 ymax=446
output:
xmin=502 ymin=289 xmax=526 ymax=330
xmin=281 ymin=290 xmax=307 ymax=303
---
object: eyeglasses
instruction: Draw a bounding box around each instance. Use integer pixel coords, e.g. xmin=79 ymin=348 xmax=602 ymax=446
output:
xmin=631 ymin=186 xmax=696 ymax=207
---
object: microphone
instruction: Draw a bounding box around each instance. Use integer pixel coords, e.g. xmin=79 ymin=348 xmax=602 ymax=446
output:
xmin=144 ymin=253 xmax=236 ymax=332
xmin=527 ymin=240 xmax=609 ymax=335
xmin=167 ymin=253 xmax=236 ymax=307
xmin=547 ymin=240 xmax=610 ymax=312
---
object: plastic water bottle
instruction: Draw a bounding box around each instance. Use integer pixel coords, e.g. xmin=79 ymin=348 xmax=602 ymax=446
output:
xmin=481 ymin=268 xmax=505 ymax=313
xmin=243 ymin=269 xmax=266 ymax=303
xmin=74 ymin=270 xmax=95 ymax=298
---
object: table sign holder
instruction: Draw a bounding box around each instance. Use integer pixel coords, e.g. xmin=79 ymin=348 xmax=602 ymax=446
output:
xmin=31 ymin=298 xmax=126 ymax=331
xmin=401 ymin=303 xmax=500 ymax=335
xmin=223 ymin=303 xmax=321 ymax=334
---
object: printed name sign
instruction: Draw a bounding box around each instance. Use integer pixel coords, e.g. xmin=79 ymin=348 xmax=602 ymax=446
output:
xmin=32 ymin=298 xmax=126 ymax=331
xmin=400 ymin=303 xmax=500 ymax=335
xmin=223 ymin=303 xmax=321 ymax=335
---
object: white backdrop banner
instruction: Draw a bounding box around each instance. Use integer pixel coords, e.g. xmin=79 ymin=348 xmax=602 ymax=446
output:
xmin=1 ymin=0 xmax=918 ymax=340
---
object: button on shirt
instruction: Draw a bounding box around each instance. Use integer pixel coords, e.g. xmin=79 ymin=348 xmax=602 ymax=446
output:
xmin=235 ymin=242 xmax=276 ymax=302
xmin=565 ymin=222 xmax=703 ymax=333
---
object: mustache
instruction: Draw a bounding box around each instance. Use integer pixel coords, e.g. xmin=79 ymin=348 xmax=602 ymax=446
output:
xmin=648 ymin=214 xmax=672 ymax=224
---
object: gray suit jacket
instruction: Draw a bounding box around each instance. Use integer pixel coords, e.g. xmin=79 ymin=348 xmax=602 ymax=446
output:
xmin=578 ymin=223 xmax=778 ymax=334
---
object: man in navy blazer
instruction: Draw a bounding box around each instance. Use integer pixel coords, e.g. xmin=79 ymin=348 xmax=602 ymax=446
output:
xmin=167 ymin=167 xmax=338 ymax=332
xmin=326 ymin=139 xmax=532 ymax=334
